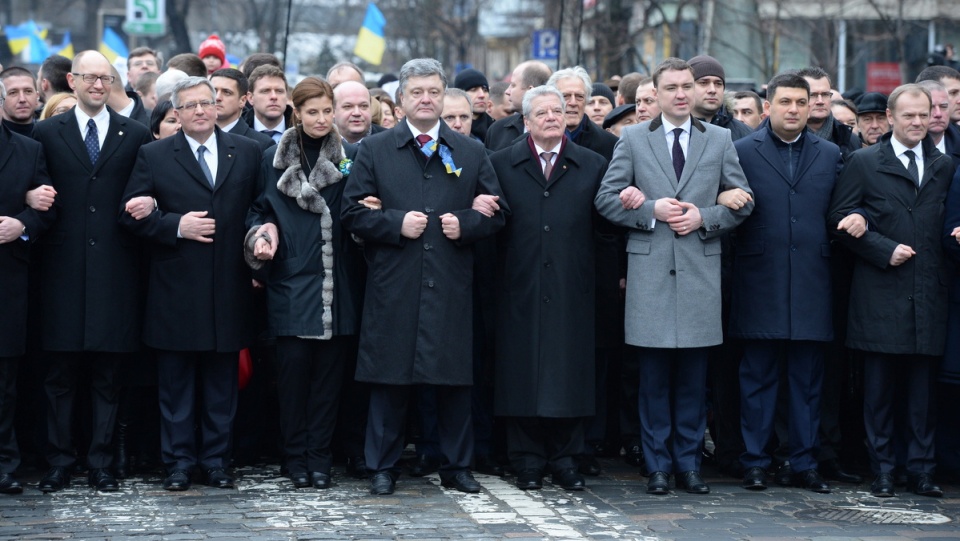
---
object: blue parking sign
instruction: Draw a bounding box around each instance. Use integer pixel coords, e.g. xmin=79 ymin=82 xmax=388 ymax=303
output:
xmin=532 ymin=30 xmax=559 ymax=60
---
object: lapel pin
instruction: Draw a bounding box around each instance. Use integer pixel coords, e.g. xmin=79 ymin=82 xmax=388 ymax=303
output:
xmin=228 ymin=154 xmax=233 ymax=158
xmin=118 ymin=131 xmax=123 ymax=136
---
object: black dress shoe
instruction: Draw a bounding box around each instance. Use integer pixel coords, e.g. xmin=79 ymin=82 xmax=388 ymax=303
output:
xmin=474 ymin=455 xmax=504 ymax=477
xmin=409 ymin=454 xmax=441 ymax=477
xmin=552 ymin=468 xmax=585 ymax=491
xmin=793 ymin=469 xmax=830 ymax=493
xmin=310 ymin=472 xmax=332 ymax=489
xmin=870 ymin=473 xmax=895 ymax=497
xmin=819 ymin=459 xmax=862 ymax=484
xmin=624 ymin=444 xmax=644 ymax=467
xmin=441 ymin=470 xmax=481 ymax=493
xmin=0 ymin=473 xmax=22 ymax=494
xmin=345 ymin=456 xmax=369 ymax=479
xmin=369 ymin=471 xmax=396 ymax=495
xmin=774 ymin=462 xmax=793 ymax=487
xmin=204 ymin=468 xmax=235 ymax=489
xmin=677 ymin=470 xmax=710 ymax=494
xmin=742 ymin=467 xmax=767 ymax=490
xmin=646 ymin=471 xmax=669 ymax=495
xmin=163 ymin=469 xmax=191 ymax=491
xmin=290 ymin=472 xmax=310 ymax=488
xmin=516 ymin=469 xmax=542 ymax=490
xmin=578 ymin=455 xmax=601 ymax=476
xmin=908 ymin=473 xmax=943 ymax=497
xmin=39 ymin=466 xmax=70 ymax=493
xmin=88 ymin=468 xmax=119 ymax=492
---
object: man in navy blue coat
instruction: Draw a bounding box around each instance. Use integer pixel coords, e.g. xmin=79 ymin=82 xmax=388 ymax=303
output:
xmin=729 ymin=73 xmax=843 ymax=493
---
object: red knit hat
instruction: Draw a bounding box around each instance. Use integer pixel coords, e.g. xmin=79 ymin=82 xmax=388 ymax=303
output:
xmin=198 ymin=34 xmax=227 ymax=70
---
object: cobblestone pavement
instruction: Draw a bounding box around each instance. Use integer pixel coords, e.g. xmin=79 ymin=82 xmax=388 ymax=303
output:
xmin=1 ymin=457 xmax=958 ymax=540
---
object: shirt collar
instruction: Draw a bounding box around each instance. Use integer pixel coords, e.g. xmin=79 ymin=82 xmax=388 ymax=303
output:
xmin=890 ymin=134 xmax=922 ymax=160
xmin=253 ymin=115 xmax=285 ymax=134
xmin=183 ymin=131 xmax=218 ymax=156
xmin=221 ymin=117 xmax=241 ymax=133
xmin=534 ymin=140 xmax=562 ymax=156
xmin=661 ymin=115 xmax=692 ymax=134
xmin=407 ymin=120 xmax=441 ymax=143
xmin=74 ymin=105 xmax=110 ymax=127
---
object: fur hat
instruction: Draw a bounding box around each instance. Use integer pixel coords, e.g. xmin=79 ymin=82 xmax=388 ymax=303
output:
xmin=198 ymin=35 xmax=227 ymax=69
xmin=688 ymin=55 xmax=725 ymax=83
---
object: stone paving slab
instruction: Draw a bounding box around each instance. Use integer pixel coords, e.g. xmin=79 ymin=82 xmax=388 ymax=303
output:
xmin=0 ymin=459 xmax=957 ymax=540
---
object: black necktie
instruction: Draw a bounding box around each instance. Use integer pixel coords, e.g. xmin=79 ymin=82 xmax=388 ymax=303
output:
xmin=672 ymin=127 xmax=685 ymax=181
xmin=904 ymin=149 xmax=919 ymax=187
xmin=85 ymin=119 xmax=100 ymax=165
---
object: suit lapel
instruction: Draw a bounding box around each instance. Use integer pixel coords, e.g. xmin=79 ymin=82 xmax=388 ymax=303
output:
xmin=0 ymin=126 xmax=14 ymax=172
xmin=793 ymin=135 xmax=821 ymax=184
xmin=214 ymin=130 xmax=236 ymax=192
xmin=57 ymin=111 xmax=94 ymax=171
xmin=677 ymin=122 xmax=706 ymax=192
xmin=755 ymin=131 xmax=791 ymax=185
xmin=646 ymin=118 xmax=678 ymax=190
xmin=511 ymin=136 xmax=546 ymax=188
xmin=173 ymin=131 xmax=215 ymax=190
xmin=94 ymin=110 xmax=125 ymax=174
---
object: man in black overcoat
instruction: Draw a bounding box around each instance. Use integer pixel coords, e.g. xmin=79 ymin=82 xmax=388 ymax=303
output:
xmin=119 ymin=76 xmax=277 ymax=491
xmin=32 ymin=51 xmax=153 ymax=493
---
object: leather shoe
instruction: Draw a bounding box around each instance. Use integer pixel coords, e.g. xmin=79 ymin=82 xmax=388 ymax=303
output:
xmin=908 ymin=473 xmax=942 ymax=497
xmin=310 ymin=472 xmax=332 ymax=489
xmin=474 ymin=455 xmax=504 ymax=477
xmin=578 ymin=455 xmax=601 ymax=476
xmin=39 ymin=466 xmax=70 ymax=493
xmin=646 ymin=471 xmax=669 ymax=495
xmin=369 ymin=471 xmax=396 ymax=495
xmin=204 ymin=468 xmax=235 ymax=489
xmin=345 ymin=456 xmax=369 ymax=479
xmin=88 ymin=468 xmax=119 ymax=492
xmin=290 ymin=472 xmax=310 ymax=488
xmin=0 ymin=473 xmax=22 ymax=494
xmin=163 ymin=469 xmax=191 ymax=491
xmin=742 ymin=467 xmax=767 ymax=490
xmin=677 ymin=470 xmax=709 ymax=494
xmin=441 ymin=470 xmax=481 ymax=493
xmin=870 ymin=473 xmax=895 ymax=497
xmin=819 ymin=459 xmax=862 ymax=484
xmin=516 ymin=469 xmax=542 ymax=490
xmin=624 ymin=444 xmax=643 ymax=467
xmin=792 ymin=469 xmax=830 ymax=493
xmin=774 ymin=462 xmax=793 ymax=487
xmin=552 ymin=468 xmax=585 ymax=491
xmin=409 ymin=454 xmax=441 ymax=477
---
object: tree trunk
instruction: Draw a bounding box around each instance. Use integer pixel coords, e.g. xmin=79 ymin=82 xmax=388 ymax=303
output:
xmin=167 ymin=0 xmax=193 ymax=55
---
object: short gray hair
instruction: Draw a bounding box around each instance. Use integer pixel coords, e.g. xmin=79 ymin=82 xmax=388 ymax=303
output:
xmin=547 ymin=66 xmax=592 ymax=99
xmin=522 ymin=86 xmax=566 ymax=118
xmin=399 ymin=58 xmax=447 ymax=94
xmin=444 ymin=87 xmax=471 ymax=107
xmin=0 ymin=80 xmax=5 ymax=100
xmin=170 ymin=76 xmax=216 ymax=109
xmin=917 ymin=79 xmax=946 ymax=95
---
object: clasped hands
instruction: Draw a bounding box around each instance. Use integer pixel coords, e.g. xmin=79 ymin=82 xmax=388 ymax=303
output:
xmin=358 ymin=194 xmax=503 ymax=241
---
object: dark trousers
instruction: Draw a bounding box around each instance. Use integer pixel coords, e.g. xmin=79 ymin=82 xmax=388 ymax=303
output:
xmin=156 ymin=350 xmax=238 ymax=472
xmin=44 ymin=351 xmax=121 ymax=469
xmin=0 ymin=358 xmax=19 ymax=473
xmin=333 ymin=337 xmax=368 ymax=459
xmin=739 ymin=340 xmax=823 ymax=472
xmin=863 ymin=352 xmax=937 ymax=475
xmin=506 ymin=416 xmax=584 ymax=473
xmin=635 ymin=346 xmax=708 ymax=474
xmin=275 ymin=337 xmax=345 ymax=475
xmin=585 ymin=346 xmax=621 ymax=454
xmin=619 ymin=350 xmax=642 ymax=448
xmin=709 ymin=340 xmax=745 ymax=475
xmin=365 ymin=384 xmax=473 ymax=479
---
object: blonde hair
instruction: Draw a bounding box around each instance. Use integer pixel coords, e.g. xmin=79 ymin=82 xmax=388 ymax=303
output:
xmin=40 ymin=92 xmax=77 ymax=120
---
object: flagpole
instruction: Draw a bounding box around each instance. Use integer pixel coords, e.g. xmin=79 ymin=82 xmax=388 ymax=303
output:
xmin=282 ymin=0 xmax=293 ymax=66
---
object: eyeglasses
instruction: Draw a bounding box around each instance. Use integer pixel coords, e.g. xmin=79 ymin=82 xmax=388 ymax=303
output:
xmin=73 ymin=73 xmax=116 ymax=85
xmin=176 ymin=100 xmax=216 ymax=111
xmin=809 ymin=92 xmax=832 ymax=100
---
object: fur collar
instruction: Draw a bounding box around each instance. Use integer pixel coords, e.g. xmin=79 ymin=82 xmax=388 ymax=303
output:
xmin=274 ymin=128 xmax=346 ymax=214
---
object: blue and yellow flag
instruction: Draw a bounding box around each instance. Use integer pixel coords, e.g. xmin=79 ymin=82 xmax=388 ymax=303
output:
xmin=99 ymin=27 xmax=129 ymax=64
xmin=354 ymin=3 xmax=386 ymax=66
xmin=4 ymin=20 xmax=46 ymax=56
xmin=53 ymin=31 xmax=74 ymax=60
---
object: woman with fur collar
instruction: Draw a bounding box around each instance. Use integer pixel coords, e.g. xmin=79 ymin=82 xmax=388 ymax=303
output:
xmin=245 ymin=76 xmax=365 ymax=490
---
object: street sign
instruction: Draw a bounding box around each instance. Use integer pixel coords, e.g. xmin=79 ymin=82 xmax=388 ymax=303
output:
xmin=532 ymin=29 xmax=559 ymax=60
xmin=123 ymin=0 xmax=165 ymax=36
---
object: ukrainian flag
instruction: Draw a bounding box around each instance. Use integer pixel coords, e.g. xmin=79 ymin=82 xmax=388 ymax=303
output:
xmin=4 ymin=20 xmax=46 ymax=55
xmin=53 ymin=31 xmax=74 ymax=60
xmin=353 ymin=3 xmax=386 ymax=66
xmin=25 ymin=31 xmax=49 ymax=63
xmin=99 ymin=27 xmax=129 ymax=64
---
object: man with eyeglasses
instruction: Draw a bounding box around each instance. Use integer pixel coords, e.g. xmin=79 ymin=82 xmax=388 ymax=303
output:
xmin=126 ymin=47 xmax=162 ymax=92
xmin=797 ymin=67 xmax=861 ymax=157
xmin=119 ymin=76 xmax=277 ymax=492
xmin=0 ymin=67 xmax=39 ymax=137
xmin=31 ymin=50 xmax=153 ymax=493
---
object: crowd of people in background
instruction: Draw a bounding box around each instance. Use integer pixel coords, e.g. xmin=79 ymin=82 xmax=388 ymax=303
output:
xmin=1 ymin=40 xmax=959 ymax=503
